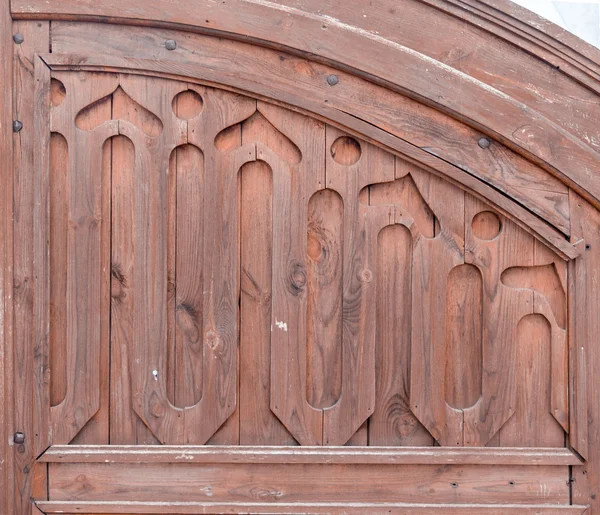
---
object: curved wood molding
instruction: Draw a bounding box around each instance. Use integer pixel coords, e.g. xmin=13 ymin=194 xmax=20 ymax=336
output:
xmin=12 ymin=0 xmax=600 ymax=210
xmin=40 ymin=47 xmax=579 ymax=259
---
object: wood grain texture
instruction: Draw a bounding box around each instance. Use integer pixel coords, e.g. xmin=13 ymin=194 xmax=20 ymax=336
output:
xmin=322 ymin=127 xmax=395 ymax=445
xmin=239 ymin=111 xmax=297 ymax=445
xmin=35 ymin=501 xmax=591 ymax=514
xmin=0 ymin=0 xmax=14 ymax=512
xmin=410 ymin=170 xmax=465 ymax=446
xmin=39 ymin=445 xmax=583 ymax=466
xmin=47 ymin=462 xmax=571 ymax=504
xmin=570 ymin=192 xmax=599 ymax=511
xmin=10 ymin=46 xmax=595 ymax=514
xmin=12 ymin=21 xmax=50 ymax=515
xmin=11 ymin=0 xmax=600 ymax=208
xmin=267 ymin=102 xmax=325 ymax=445
xmin=46 ymin=71 xmax=118 ymax=447
xmin=44 ymin=22 xmax=575 ymax=243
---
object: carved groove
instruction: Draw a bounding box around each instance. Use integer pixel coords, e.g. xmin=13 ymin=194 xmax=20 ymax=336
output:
xmin=306 ymin=188 xmax=343 ymax=409
xmin=49 ymin=132 xmax=68 ymax=407
xmin=445 ymin=264 xmax=483 ymax=410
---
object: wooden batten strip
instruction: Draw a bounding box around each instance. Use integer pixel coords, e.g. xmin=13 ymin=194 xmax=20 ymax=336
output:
xmin=36 ymin=501 xmax=591 ymax=514
xmin=39 ymin=445 xmax=583 ymax=465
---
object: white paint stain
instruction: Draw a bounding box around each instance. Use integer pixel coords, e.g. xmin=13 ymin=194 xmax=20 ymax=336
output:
xmin=152 ymin=369 xmax=158 ymax=381
xmin=275 ymin=319 xmax=288 ymax=331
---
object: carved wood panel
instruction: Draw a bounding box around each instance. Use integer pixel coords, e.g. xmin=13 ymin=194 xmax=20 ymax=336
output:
xmin=33 ymin=69 xmax=572 ymax=452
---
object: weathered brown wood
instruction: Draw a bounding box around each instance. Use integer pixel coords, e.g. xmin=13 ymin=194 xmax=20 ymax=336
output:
xmin=11 ymin=1 xmax=600 ymax=208
xmin=12 ymin=22 xmax=49 ymax=515
xmin=322 ymin=127 xmax=395 ymax=445
xmin=39 ymin=445 xmax=582 ymax=465
xmin=2 ymin=5 xmax=597 ymax=512
xmin=45 ymin=23 xmax=575 ymax=242
xmin=46 ymin=71 xmax=118 ymax=447
xmin=239 ymin=110 xmax=296 ymax=446
xmin=410 ymin=170 xmax=465 ymax=445
xmin=267 ymin=102 xmax=325 ymax=445
xmin=570 ymin=192 xmax=599 ymax=510
xmin=0 ymin=0 xmax=14 ymax=512
xmin=34 ymin=501 xmax=591 ymax=514
xmin=46 ymin=461 xmax=571 ymax=504
xmin=110 ymin=92 xmax=160 ymax=446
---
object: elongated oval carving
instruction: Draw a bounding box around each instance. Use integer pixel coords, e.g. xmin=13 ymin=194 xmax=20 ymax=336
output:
xmin=370 ymin=224 xmax=433 ymax=445
xmin=306 ymin=188 xmax=343 ymax=409
xmin=499 ymin=314 xmax=564 ymax=446
xmin=49 ymin=132 xmax=69 ymax=407
xmin=445 ymin=264 xmax=483 ymax=410
xmin=167 ymin=144 xmax=205 ymax=408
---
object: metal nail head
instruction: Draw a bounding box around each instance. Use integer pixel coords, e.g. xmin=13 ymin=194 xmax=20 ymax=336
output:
xmin=165 ymin=40 xmax=177 ymax=51
xmin=478 ymin=137 xmax=491 ymax=149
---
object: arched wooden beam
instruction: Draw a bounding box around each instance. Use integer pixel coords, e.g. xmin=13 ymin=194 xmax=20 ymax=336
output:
xmin=12 ymin=0 xmax=600 ymax=208
xmin=41 ymin=51 xmax=580 ymax=259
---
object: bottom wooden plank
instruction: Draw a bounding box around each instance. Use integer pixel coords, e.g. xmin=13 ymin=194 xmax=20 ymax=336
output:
xmin=47 ymin=462 xmax=570 ymax=505
xmin=36 ymin=501 xmax=590 ymax=514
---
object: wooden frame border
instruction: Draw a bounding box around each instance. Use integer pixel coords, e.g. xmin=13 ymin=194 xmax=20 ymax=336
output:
xmin=0 ymin=0 xmax=14 ymax=511
xmin=35 ymin=501 xmax=592 ymax=514
xmin=10 ymin=0 xmax=600 ymax=208
xmin=39 ymin=445 xmax=583 ymax=466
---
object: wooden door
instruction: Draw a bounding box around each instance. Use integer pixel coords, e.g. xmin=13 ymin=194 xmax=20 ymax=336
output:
xmin=2 ymin=2 xmax=599 ymax=514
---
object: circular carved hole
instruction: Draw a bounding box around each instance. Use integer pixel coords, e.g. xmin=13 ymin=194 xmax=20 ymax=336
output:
xmin=50 ymin=78 xmax=66 ymax=107
xmin=472 ymin=211 xmax=501 ymax=240
xmin=172 ymin=90 xmax=203 ymax=119
xmin=331 ymin=136 xmax=361 ymax=165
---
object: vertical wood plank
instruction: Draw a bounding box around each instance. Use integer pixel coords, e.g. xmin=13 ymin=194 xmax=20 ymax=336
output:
xmin=264 ymin=101 xmax=324 ymax=445
xmin=47 ymin=72 xmax=118 ymax=447
xmin=49 ymin=132 xmax=68 ymax=408
xmin=324 ymin=127 xmax=395 ymax=445
xmin=0 ymin=1 xmax=14 ymax=512
xmin=14 ymin=22 xmax=49 ymax=515
xmin=464 ymin=196 xmax=534 ymax=446
xmin=499 ymin=313 xmax=564 ymax=446
xmin=570 ymin=192 xmax=597 ymax=510
xmin=239 ymin=110 xmax=296 ymax=445
xmin=369 ymin=223 xmax=432 ymax=446
xmin=409 ymin=169 xmax=464 ymax=446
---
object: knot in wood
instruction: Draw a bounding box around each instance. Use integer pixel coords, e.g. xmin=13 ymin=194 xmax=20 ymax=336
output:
xmin=289 ymin=262 xmax=307 ymax=294
xmin=149 ymin=393 xmax=165 ymax=418
xmin=206 ymin=330 xmax=220 ymax=350
xmin=359 ymin=268 xmax=373 ymax=282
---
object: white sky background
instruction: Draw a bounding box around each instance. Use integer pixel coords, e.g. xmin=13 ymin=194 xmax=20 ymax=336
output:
xmin=512 ymin=0 xmax=600 ymax=47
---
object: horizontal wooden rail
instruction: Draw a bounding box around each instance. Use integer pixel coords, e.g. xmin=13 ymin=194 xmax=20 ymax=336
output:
xmin=40 ymin=445 xmax=583 ymax=465
xmin=36 ymin=501 xmax=591 ymax=514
